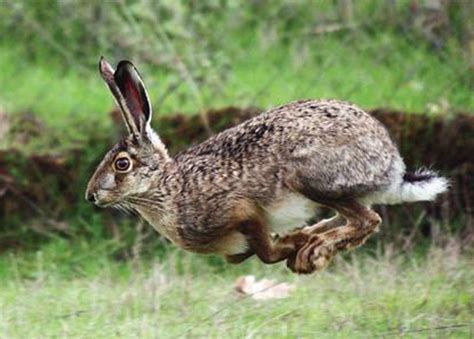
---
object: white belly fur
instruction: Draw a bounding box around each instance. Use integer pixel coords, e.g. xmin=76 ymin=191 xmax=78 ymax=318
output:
xmin=265 ymin=192 xmax=319 ymax=234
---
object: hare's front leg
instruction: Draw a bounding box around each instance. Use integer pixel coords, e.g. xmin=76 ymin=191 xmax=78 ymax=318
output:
xmin=287 ymin=201 xmax=381 ymax=274
xmin=238 ymin=219 xmax=310 ymax=264
xmin=225 ymin=250 xmax=255 ymax=264
xmin=225 ymin=231 xmax=307 ymax=264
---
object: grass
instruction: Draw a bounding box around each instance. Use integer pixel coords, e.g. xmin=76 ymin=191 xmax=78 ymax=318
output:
xmin=1 ymin=30 xmax=472 ymax=134
xmin=0 ymin=239 xmax=472 ymax=338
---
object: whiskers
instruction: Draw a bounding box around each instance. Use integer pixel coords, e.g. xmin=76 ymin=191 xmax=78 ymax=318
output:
xmin=125 ymin=195 xmax=165 ymax=212
xmin=112 ymin=202 xmax=134 ymax=215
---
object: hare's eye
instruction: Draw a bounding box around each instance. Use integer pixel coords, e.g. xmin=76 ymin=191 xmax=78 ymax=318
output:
xmin=114 ymin=157 xmax=131 ymax=172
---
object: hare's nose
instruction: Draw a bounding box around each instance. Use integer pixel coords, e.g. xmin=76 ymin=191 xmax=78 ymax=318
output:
xmin=86 ymin=192 xmax=97 ymax=203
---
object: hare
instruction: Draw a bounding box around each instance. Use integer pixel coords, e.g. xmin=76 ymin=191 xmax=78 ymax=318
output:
xmin=85 ymin=58 xmax=448 ymax=274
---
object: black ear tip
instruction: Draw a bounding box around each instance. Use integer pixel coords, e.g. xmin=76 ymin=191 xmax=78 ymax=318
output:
xmin=115 ymin=60 xmax=143 ymax=83
xmin=116 ymin=60 xmax=136 ymax=71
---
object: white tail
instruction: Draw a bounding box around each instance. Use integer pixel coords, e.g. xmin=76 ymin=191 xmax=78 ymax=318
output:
xmin=365 ymin=169 xmax=449 ymax=205
xmin=398 ymin=172 xmax=449 ymax=203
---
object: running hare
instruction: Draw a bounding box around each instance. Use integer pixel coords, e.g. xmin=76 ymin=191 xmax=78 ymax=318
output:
xmin=86 ymin=58 xmax=448 ymax=274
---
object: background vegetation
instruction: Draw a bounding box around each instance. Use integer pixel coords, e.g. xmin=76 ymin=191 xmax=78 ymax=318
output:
xmin=0 ymin=0 xmax=473 ymax=337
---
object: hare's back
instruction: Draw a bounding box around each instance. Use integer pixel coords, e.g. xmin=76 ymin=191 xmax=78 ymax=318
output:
xmin=236 ymin=99 xmax=402 ymax=201
xmin=263 ymin=99 xmax=387 ymax=143
xmin=177 ymin=99 xmax=402 ymax=199
xmin=273 ymin=100 xmax=403 ymax=200
xmin=179 ymin=100 xmax=388 ymax=158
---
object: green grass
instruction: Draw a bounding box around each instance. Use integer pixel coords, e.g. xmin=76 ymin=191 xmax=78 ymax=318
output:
xmin=1 ymin=30 xmax=472 ymax=133
xmin=1 ymin=239 xmax=472 ymax=338
xmin=2 ymin=28 xmax=471 ymax=155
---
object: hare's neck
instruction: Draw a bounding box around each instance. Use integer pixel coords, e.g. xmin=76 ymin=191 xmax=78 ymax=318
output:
xmin=133 ymin=197 xmax=180 ymax=245
xmin=127 ymin=165 xmax=182 ymax=245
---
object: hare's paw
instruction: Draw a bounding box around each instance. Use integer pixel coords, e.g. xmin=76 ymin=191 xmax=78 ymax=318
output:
xmin=332 ymin=221 xmax=381 ymax=252
xmin=335 ymin=232 xmax=371 ymax=251
xmin=286 ymin=235 xmax=336 ymax=274
xmin=310 ymin=242 xmax=336 ymax=271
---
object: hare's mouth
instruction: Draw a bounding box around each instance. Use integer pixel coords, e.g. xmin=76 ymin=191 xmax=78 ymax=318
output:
xmin=95 ymin=200 xmax=114 ymax=208
xmin=95 ymin=195 xmax=120 ymax=208
xmin=86 ymin=189 xmax=119 ymax=208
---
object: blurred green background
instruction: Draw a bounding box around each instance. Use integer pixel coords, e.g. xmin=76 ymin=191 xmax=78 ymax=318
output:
xmin=0 ymin=1 xmax=473 ymax=337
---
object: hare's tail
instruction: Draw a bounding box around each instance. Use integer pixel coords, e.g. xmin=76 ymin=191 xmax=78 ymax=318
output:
xmin=366 ymin=169 xmax=449 ymax=205
xmin=397 ymin=169 xmax=449 ymax=203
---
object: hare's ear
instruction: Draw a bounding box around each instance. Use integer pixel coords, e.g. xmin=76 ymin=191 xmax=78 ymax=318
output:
xmin=98 ymin=58 xmax=152 ymax=141
xmin=114 ymin=60 xmax=152 ymax=134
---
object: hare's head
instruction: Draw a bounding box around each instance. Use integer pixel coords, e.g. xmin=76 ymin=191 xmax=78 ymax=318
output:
xmin=85 ymin=58 xmax=170 ymax=207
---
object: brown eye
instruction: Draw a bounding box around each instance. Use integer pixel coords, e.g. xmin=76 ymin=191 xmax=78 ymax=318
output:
xmin=114 ymin=157 xmax=131 ymax=172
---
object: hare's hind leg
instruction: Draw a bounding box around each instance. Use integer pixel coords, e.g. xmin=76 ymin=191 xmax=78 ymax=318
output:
xmin=303 ymin=213 xmax=345 ymax=234
xmin=287 ymin=201 xmax=381 ymax=274
xmin=333 ymin=203 xmax=381 ymax=249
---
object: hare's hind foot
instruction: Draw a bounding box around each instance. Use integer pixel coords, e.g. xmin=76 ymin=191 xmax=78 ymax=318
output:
xmin=287 ymin=202 xmax=381 ymax=274
xmin=286 ymin=234 xmax=336 ymax=274
xmin=301 ymin=213 xmax=345 ymax=234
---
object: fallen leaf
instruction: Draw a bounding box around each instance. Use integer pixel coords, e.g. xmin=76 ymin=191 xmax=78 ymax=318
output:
xmin=234 ymin=275 xmax=296 ymax=300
